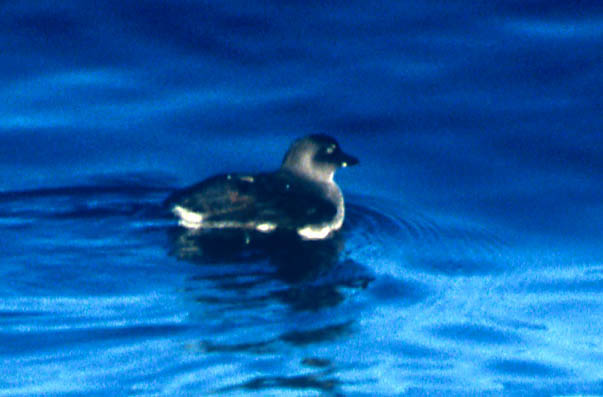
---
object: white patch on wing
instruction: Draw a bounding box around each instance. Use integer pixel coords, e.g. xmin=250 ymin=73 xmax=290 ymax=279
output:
xmin=173 ymin=205 xmax=204 ymax=229
xmin=203 ymin=221 xmax=248 ymax=229
xmin=297 ymin=191 xmax=344 ymax=240
xmin=297 ymin=224 xmax=333 ymax=240
xmin=173 ymin=205 xmax=277 ymax=233
xmin=256 ymin=222 xmax=276 ymax=233
xmin=240 ymin=176 xmax=254 ymax=183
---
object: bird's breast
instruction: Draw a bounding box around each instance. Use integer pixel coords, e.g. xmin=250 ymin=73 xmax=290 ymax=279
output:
xmin=296 ymin=182 xmax=344 ymax=240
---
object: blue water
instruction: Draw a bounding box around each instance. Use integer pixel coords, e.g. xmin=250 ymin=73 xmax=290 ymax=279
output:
xmin=1 ymin=1 xmax=602 ymax=395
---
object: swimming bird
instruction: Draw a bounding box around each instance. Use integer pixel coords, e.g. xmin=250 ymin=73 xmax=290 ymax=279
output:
xmin=165 ymin=134 xmax=358 ymax=240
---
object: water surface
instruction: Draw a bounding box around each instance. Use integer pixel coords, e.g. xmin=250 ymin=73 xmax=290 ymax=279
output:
xmin=1 ymin=1 xmax=602 ymax=395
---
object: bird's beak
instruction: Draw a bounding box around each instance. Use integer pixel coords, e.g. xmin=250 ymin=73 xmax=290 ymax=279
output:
xmin=337 ymin=150 xmax=359 ymax=168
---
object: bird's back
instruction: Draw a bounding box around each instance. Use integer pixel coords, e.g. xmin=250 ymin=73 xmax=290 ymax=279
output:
xmin=165 ymin=172 xmax=337 ymax=231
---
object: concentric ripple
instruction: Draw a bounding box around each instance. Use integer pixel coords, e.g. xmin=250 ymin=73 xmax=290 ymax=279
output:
xmin=345 ymin=195 xmax=509 ymax=277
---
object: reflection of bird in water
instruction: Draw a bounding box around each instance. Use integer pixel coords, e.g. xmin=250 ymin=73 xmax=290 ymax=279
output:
xmin=168 ymin=226 xmax=373 ymax=311
xmin=169 ymin=227 xmax=344 ymax=282
xmin=164 ymin=134 xmax=358 ymax=241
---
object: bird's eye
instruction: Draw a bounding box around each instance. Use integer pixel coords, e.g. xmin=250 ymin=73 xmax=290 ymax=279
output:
xmin=325 ymin=145 xmax=336 ymax=154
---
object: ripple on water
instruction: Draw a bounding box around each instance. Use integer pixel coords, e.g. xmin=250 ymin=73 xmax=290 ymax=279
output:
xmin=345 ymin=196 xmax=509 ymax=278
xmin=487 ymin=359 xmax=569 ymax=378
xmin=431 ymin=323 xmax=522 ymax=345
xmin=2 ymin=180 xmax=601 ymax=395
xmin=367 ymin=274 xmax=429 ymax=306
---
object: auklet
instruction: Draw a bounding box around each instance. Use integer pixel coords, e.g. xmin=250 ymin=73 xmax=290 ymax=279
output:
xmin=165 ymin=134 xmax=358 ymax=240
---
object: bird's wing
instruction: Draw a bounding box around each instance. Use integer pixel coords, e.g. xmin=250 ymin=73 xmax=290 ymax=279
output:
xmin=165 ymin=174 xmax=258 ymax=217
xmin=165 ymin=173 xmax=337 ymax=229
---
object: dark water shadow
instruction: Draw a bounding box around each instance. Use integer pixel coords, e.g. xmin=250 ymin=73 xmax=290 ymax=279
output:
xmin=0 ymin=324 xmax=190 ymax=355
xmin=367 ymin=274 xmax=429 ymax=306
xmin=216 ymin=371 xmax=340 ymax=395
xmin=487 ymin=359 xmax=568 ymax=378
xmin=168 ymin=226 xmax=370 ymax=394
xmin=168 ymin=227 xmax=375 ymax=310
xmin=431 ymin=323 xmax=521 ymax=345
xmin=0 ymin=173 xmax=175 ymax=222
xmin=0 ymin=311 xmax=45 ymax=319
xmin=412 ymin=257 xmax=507 ymax=277
xmin=198 ymin=321 xmax=353 ymax=354
xmin=523 ymin=278 xmax=603 ymax=294
xmin=162 ymin=203 xmax=386 ymax=394
xmin=0 ymin=181 xmax=173 ymax=202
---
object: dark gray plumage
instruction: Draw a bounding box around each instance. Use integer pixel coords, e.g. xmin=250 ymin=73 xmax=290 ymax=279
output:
xmin=165 ymin=134 xmax=358 ymax=240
